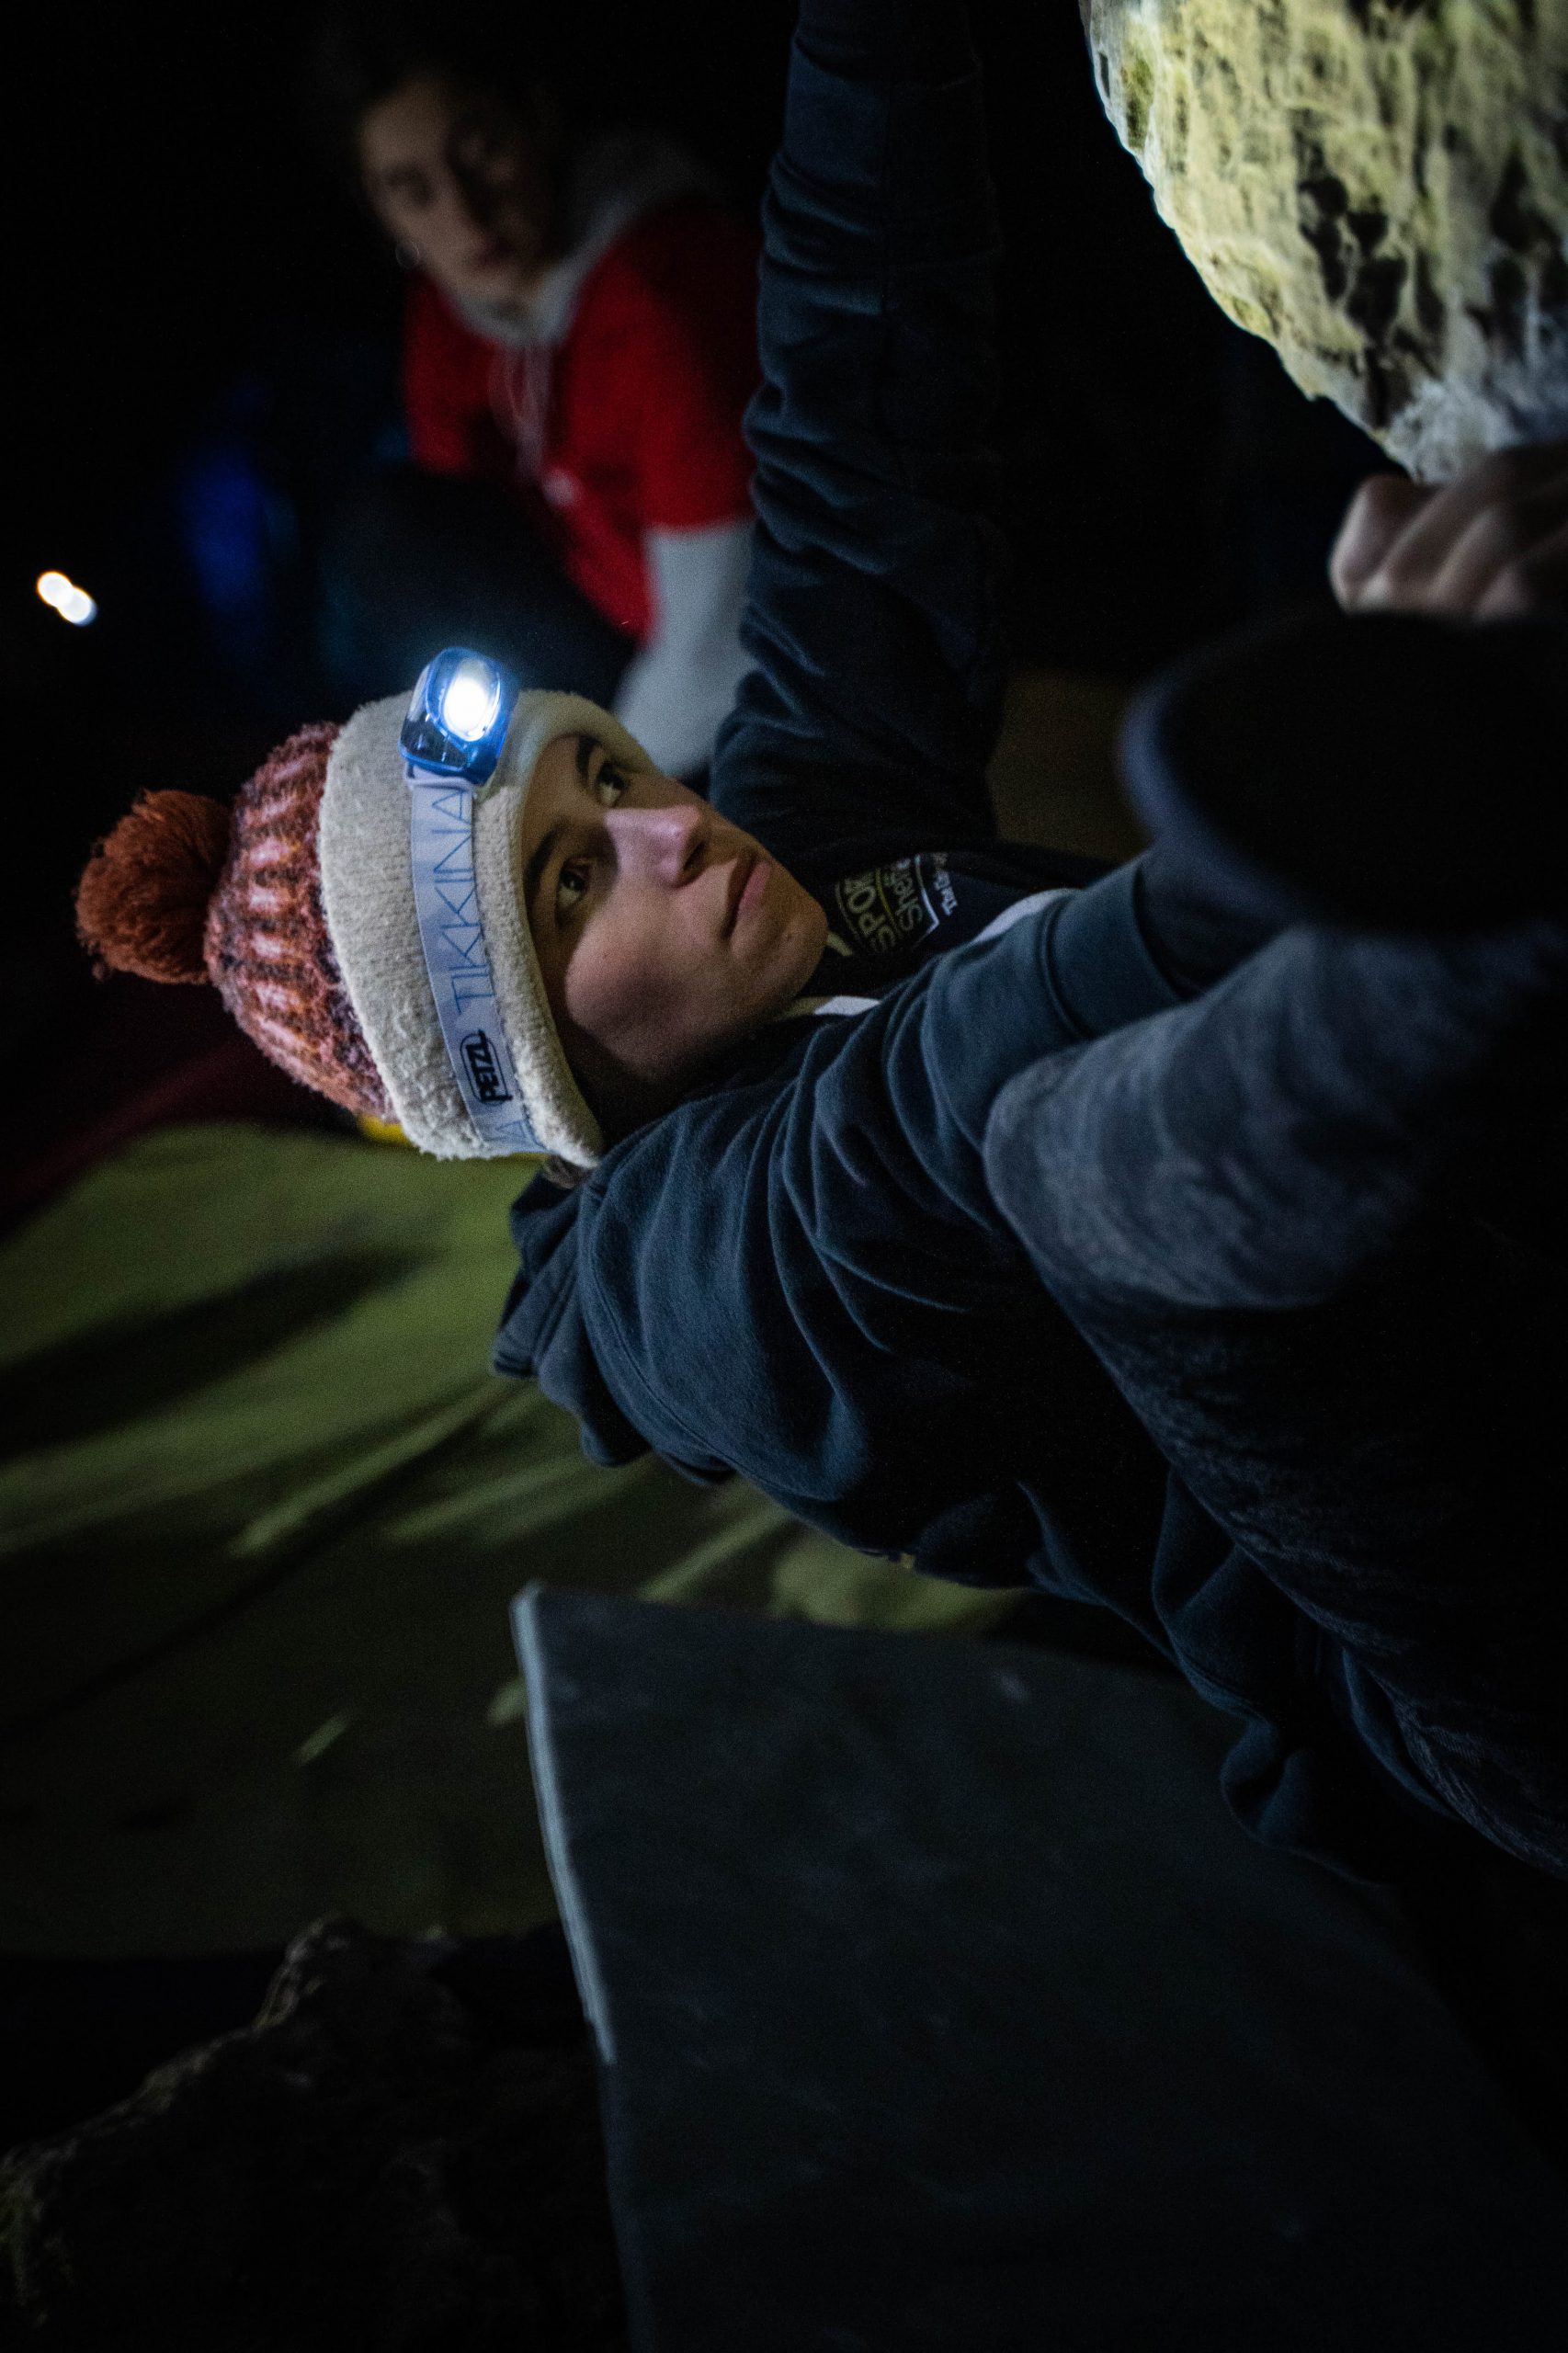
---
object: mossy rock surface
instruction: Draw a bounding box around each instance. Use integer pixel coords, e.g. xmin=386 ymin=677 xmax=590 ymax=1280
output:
xmin=1085 ymin=0 xmax=1568 ymax=476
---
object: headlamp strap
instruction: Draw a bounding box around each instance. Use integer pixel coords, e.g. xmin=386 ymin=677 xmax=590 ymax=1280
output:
xmin=406 ymin=766 xmax=541 ymax=1154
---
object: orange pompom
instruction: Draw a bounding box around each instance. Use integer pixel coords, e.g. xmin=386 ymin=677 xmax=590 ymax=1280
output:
xmin=75 ymin=790 xmax=233 ymax=984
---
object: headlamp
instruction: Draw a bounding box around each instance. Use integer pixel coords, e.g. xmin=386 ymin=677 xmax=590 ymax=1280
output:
xmin=401 ymin=645 xmax=539 ymax=1155
xmin=400 ymin=647 xmax=519 ymax=786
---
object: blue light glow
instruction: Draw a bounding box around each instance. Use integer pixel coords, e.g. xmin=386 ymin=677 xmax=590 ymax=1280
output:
xmin=401 ymin=646 xmax=519 ymax=785
xmin=439 ymin=657 xmax=502 ymax=743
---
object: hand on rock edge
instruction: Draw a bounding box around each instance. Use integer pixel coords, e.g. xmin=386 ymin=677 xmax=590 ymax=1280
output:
xmin=1330 ymin=438 xmax=1568 ymax=621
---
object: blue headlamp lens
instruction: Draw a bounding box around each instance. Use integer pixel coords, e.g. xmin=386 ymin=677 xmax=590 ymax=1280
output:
xmin=400 ymin=648 xmax=520 ymax=785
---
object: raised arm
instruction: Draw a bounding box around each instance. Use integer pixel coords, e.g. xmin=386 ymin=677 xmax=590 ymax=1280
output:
xmin=709 ymin=0 xmax=1009 ymax=859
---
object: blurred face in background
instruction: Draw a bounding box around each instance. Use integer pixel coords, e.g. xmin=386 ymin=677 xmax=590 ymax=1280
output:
xmin=358 ymin=71 xmax=564 ymax=315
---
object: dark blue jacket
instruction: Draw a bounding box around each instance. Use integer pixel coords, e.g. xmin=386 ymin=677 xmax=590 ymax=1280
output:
xmin=494 ymin=2 xmax=1425 ymax=1878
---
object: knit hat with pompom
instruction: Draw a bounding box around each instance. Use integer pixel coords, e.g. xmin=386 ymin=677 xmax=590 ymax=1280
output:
xmin=75 ymin=689 xmax=656 ymax=1165
xmin=77 ymin=725 xmax=392 ymax=1120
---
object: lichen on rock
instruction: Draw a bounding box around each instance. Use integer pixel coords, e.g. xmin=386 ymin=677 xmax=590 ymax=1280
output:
xmin=1085 ymin=0 xmax=1568 ymax=477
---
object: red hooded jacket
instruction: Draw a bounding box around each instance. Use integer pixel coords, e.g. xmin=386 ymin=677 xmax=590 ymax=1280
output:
xmin=403 ymin=193 xmax=759 ymax=643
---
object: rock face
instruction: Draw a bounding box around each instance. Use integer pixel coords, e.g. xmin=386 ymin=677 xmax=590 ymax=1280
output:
xmin=1085 ymin=0 xmax=1568 ymax=478
xmin=0 ymin=1920 xmax=625 ymax=2351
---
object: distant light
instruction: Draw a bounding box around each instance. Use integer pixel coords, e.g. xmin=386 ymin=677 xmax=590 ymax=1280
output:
xmin=438 ymin=655 xmax=501 ymax=743
xmin=37 ymin=570 xmax=97 ymax=627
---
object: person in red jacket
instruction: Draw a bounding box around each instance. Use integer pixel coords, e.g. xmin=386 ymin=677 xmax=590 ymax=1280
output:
xmin=312 ymin=2 xmax=759 ymax=777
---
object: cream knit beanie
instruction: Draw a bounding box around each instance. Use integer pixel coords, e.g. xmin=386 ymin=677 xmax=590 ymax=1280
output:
xmin=77 ymin=689 xmax=653 ymax=1170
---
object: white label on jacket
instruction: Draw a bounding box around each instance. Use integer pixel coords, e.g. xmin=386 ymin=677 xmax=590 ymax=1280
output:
xmin=973 ymin=887 xmax=1072 ymax=943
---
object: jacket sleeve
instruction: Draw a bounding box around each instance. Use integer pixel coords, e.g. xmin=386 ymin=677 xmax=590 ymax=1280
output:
xmin=593 ymin=205 xmax=760 ymax=773
xmin=612 ymin=520 xmax=754 ymax=777
xmin=564 ymin=881 xmax=1184 ymax=1548
xmin=709 ymin=1 xmax=1009 ymax=861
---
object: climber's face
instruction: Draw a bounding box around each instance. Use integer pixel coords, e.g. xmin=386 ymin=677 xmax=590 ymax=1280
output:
xmin=517 ymin=733 xmax=829 ymax=1136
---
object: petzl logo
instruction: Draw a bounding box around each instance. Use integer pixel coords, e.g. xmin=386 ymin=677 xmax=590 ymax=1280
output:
xmin=460 ymin=1030 xmax=511 ymax=1104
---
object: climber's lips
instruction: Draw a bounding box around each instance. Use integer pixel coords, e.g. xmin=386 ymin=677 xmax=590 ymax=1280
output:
xmin=725 ymin=850 xmax=772 ymax=935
